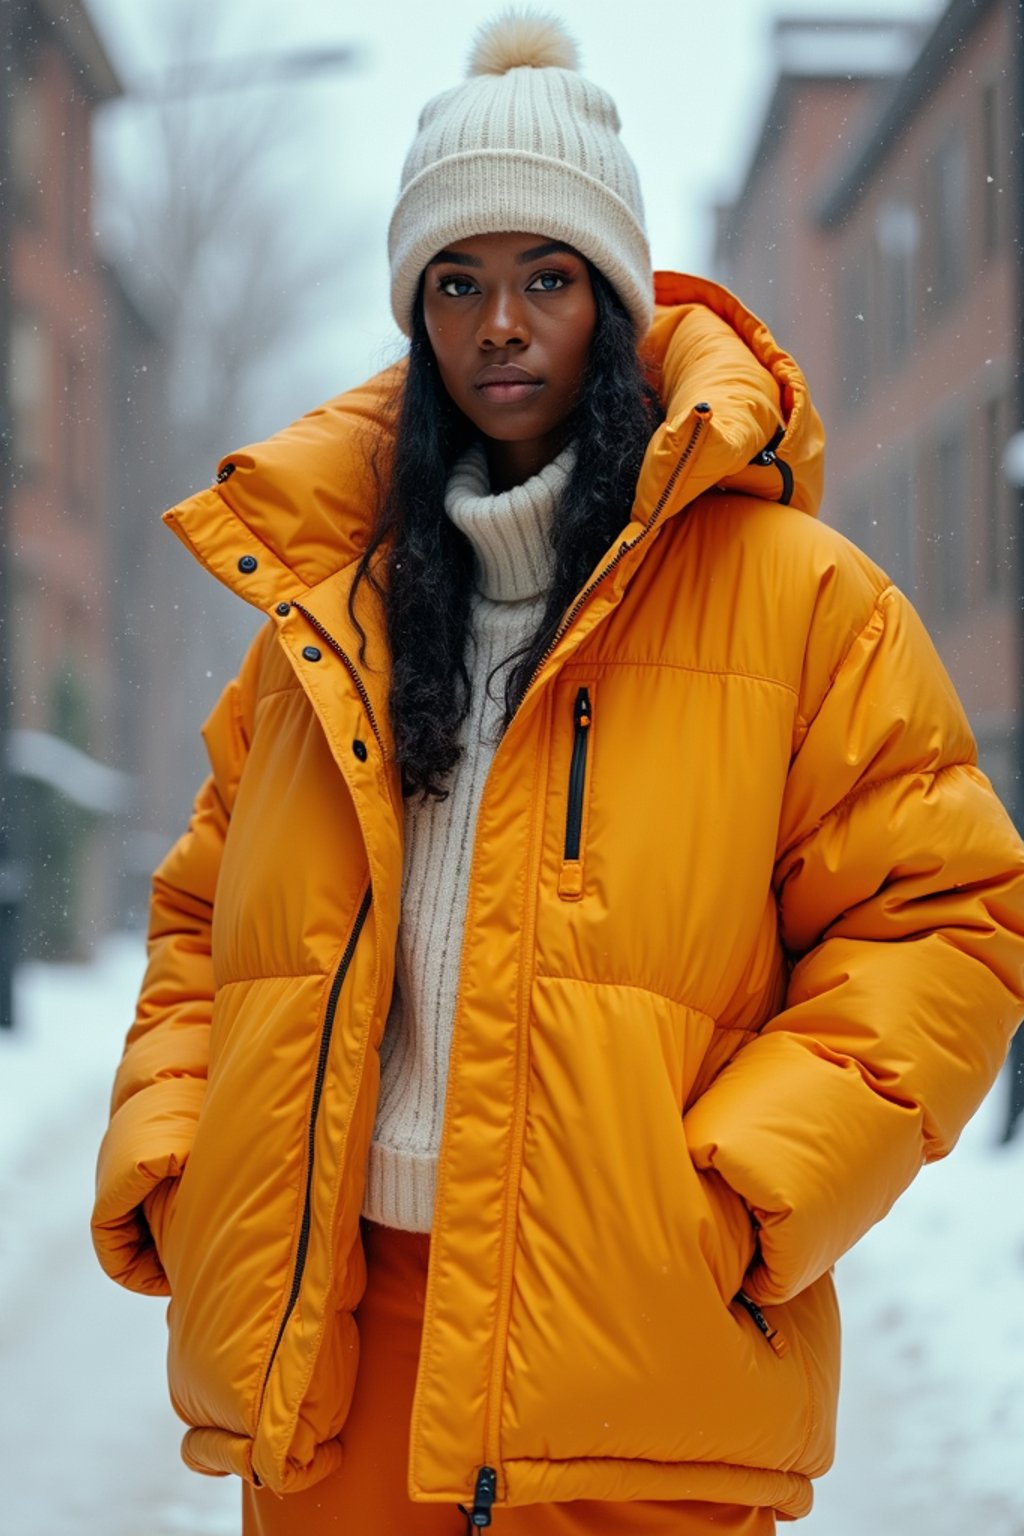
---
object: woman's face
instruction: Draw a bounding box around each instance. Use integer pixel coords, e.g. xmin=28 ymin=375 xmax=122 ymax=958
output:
xmin=422 ymin=231 xmax=597 ymax=490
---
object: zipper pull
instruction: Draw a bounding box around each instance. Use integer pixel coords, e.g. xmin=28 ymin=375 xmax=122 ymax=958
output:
xmin=736 ymin=1291 xmax=788 ymax=1356
xmin=575 ymin=686 xmax=591 ymax=732
xmin=750 ymin=432 xmax=794 ymax=505
xmin=459 ymin=1466 xmax=497 ymax=1528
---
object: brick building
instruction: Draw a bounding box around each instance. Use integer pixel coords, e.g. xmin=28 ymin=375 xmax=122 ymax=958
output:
xmin=5 ymin=1 xmax=165 ymax=954
xmin=712 ymin=15 xmax=925 ymax=402
xmin=8 ymin=1 xmax=118 ymax=725
xmin=713 ymin=0 xmax=1021 ymax=812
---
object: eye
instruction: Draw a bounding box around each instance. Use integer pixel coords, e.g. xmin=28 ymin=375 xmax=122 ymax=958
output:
xmin=527 ymin=270 xmax=570 ymax=292
xmin=437 ymin=274 xmax=479 ymax=298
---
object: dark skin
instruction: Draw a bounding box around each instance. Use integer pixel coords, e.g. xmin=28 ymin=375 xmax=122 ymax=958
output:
xmin=422 ymin=231 xmax=598 ymax=493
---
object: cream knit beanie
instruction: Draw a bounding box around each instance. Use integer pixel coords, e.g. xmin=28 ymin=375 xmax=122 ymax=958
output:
xmin=388 ymin=10 xmax=654 ymax=338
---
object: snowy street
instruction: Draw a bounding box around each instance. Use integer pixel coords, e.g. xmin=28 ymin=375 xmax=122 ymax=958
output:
xmin=1 ymin=938 xmax=1022 ymax=1535
xmin=0 ymin=940 xmax=237 ymax=1536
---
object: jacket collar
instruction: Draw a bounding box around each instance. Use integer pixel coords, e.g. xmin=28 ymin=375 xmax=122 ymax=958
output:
xmin=164 ymin=270 xmax=825 ymax=614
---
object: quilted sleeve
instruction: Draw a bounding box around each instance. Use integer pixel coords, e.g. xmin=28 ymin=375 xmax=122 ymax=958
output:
xmin=684 ymin=581 xmax=1024 ymax=1307
xmin=91 ymin=625 xmax=267 ymax=1296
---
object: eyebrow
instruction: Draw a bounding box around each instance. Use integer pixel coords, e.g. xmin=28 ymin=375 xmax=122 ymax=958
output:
xmin=516 ymin=240 xmax=577 ymax=263
xmin=427 ymin=240 xmax=577 ymax=269
xmin=429 ymin=249 xmax=484 ymax=268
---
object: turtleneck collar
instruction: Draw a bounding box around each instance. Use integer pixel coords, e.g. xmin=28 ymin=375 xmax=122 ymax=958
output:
xmin=444 ymin=441 xmax=575 ymax=603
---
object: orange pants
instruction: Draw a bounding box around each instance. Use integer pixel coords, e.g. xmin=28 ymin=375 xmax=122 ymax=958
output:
xmin=243 ymin=1222 xmax=776 ymax=1535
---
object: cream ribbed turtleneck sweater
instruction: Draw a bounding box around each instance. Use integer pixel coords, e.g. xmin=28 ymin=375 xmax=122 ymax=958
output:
xmin=362 ymin=440 xmax=574 ymax=1232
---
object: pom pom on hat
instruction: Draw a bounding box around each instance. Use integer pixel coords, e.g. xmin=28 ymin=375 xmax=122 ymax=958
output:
xmin=467 ymin=10 xmax=581 ymax=76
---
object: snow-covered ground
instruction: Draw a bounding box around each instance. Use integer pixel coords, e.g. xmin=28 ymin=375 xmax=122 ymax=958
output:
xmin=0 ymin=937 xmax=237 ymax=1536
xmin=1 ymin=937 xmax=1022 ymax=1535
xmin=802 ymin=1083 xmax=1024 ymax=1536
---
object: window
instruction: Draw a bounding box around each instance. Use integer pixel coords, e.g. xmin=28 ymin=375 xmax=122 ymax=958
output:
xmin=984 ymin=393 xmax=1015 ymax=596
xmin=888 ymin=454 xmax=915 ymax=596
xmin=10 ymin=311 xmax=48 ymax=477
xmin=981 ymin=79 xmax=1006 ymax=258
xmin=64 ymin=91 xmax=87 ymax=262
xmin=842 ymin=476 xmax=881 ymax=563
xmin=843 ymin=456 xmax=915 ymax=592
xmin=10 ymin=67 xmax=43 ymax=223
xmin=924 ymin=125 xmax=968 ymax=314
xmin=876 ymin=199 xmax=917 ymax=371
xmin=933 ymin=425 xmax=967 ymax=616
xmin=65 ymin=350 xmax=87 ymax=510
xmin=839 ymin=255 xmax=870 ymax=411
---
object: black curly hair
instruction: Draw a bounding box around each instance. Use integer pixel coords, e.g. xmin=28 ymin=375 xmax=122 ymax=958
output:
xmin=349 ymin=263 xmax=661 ymax=801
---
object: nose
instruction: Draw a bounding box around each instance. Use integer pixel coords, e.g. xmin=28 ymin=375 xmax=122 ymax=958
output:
xmin=475 ymin=284 xmax=530 ymax=350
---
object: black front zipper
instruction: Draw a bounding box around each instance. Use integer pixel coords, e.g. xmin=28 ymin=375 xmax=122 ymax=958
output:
xmin=259 ymin=885 xmax=373 ymax=1397
xmin=563 ymin=686 xmax=592 ymax=861
xmin=458 ymin=1465 xmax=498 ymax=1529
xmin=471 ymin=412 xmax=707 ymax=1500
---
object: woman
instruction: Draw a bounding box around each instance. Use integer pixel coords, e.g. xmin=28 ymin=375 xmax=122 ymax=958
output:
xmin=92 ymin=13 xmax=1024 ymax=1534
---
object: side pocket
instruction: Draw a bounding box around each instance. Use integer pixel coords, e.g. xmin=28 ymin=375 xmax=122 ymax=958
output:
xmin=142 ymin=1177 xmax=180 ymax=1280
xmin=558 ymin=685 xmax=593 ymax=901
xmin=696 ymin=1164 xmax=758 ymax=1309
xmin=734 ymin=1290 xmax=788 ymax=1357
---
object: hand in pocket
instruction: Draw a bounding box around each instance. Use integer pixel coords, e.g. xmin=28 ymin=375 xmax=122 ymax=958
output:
xmin=694 ymin=1165 xmax=759 ymax=1305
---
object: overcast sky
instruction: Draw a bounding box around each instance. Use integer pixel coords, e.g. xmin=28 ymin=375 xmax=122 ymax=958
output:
xmin=86 ymin=0 xmax=944 ymax=411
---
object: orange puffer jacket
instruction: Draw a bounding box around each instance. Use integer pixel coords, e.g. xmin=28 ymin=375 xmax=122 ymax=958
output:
xmin=93 ymin=272 xmax=1024 ymax=1521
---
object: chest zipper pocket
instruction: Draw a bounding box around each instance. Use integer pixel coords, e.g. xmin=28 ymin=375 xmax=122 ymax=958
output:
xmin=558 ymin=686 xmax=592 ymax=902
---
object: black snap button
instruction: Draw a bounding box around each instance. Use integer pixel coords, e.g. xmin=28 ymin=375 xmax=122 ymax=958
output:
xmin=276 ymin=602 xmax=290 ymax=617
xmin=694 ymin=401 xmax=711 ymax=413
xmin=352 ymin=739 xmax=368 ymax=761
xmin=302 ymin=645 xmax=322 ymax=662
xmin=237 ymin=554 xmax=258 ymax=573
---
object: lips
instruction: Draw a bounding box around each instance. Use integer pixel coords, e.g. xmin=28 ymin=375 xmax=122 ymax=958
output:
xmin=474 ymin=363 xmax=543 ymax=403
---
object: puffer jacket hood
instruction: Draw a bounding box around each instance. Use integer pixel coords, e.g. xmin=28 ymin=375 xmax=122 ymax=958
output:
xmin=93 ymin=272 xmax=1024 ymax=1521
xmin=164 ymin=271 xmax=824 ymax=603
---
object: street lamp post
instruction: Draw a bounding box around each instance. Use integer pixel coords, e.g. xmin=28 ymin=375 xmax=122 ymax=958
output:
xmin=0 ymin=0 xmax=25 ymax=1030
xmin=1000 ymin=0 xmax=1024 ymax=1137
